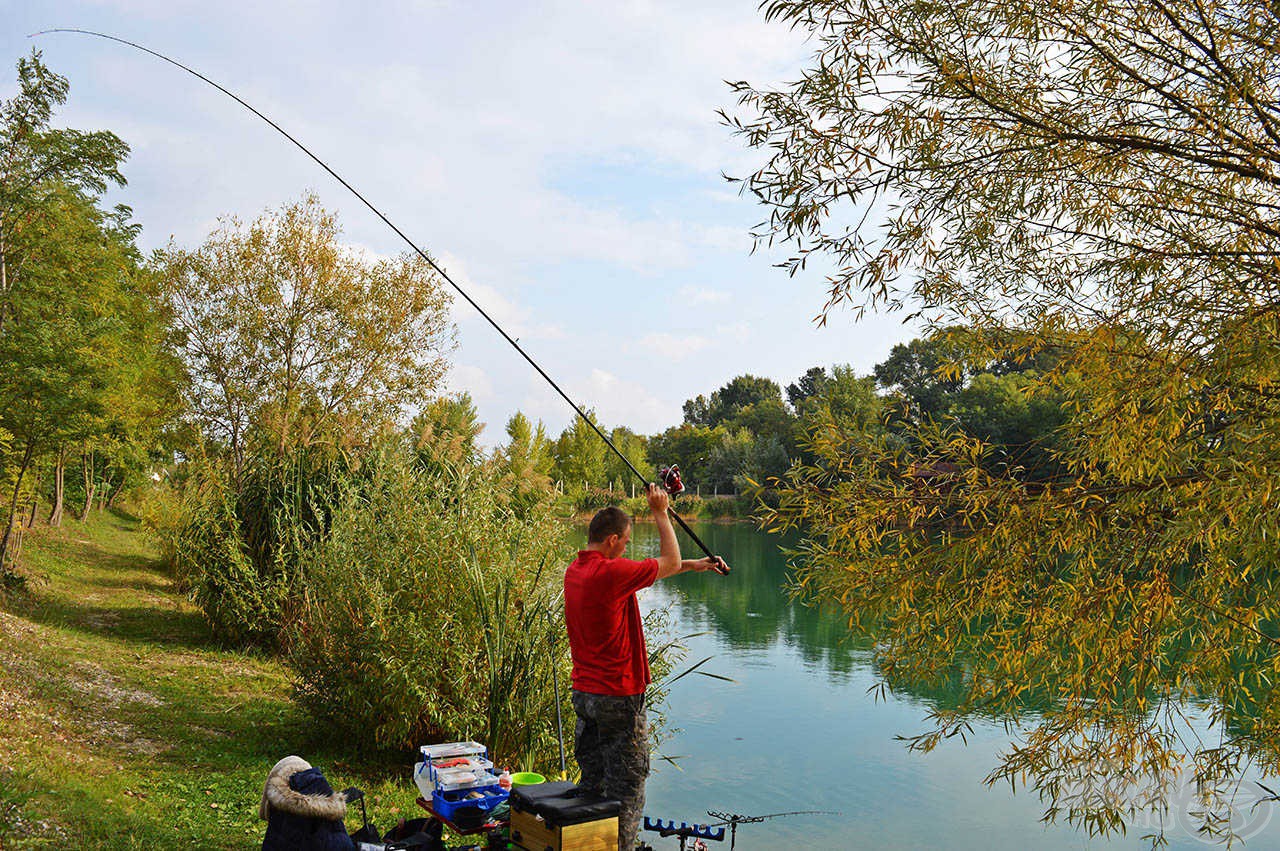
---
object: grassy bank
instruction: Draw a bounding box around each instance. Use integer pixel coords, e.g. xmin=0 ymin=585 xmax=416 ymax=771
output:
xmin=0 ymin=510 xmax=422 ymax=849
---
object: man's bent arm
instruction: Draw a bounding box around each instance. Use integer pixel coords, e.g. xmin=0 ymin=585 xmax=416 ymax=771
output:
xmin=649 ymin=485 xmax=683 ymax=580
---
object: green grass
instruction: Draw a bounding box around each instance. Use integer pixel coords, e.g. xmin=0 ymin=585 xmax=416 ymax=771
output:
xmin=0 ymin=510 xmax=425 ymax=849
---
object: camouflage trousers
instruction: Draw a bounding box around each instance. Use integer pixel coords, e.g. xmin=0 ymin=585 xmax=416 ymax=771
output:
xmin=571 ymin=690 xmax=649 ymax=851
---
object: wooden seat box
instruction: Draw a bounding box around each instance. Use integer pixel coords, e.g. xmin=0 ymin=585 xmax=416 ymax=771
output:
xmin=508 ymin=781 xmax=620 ymax=851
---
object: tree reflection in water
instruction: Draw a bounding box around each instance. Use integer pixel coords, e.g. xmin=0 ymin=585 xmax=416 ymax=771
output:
xmin=623 ymin=519 xmax=1280 ymax=847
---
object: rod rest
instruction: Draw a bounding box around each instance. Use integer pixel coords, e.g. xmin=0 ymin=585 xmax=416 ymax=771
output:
xmin=642 ymin=817 xmax=726 ymax=841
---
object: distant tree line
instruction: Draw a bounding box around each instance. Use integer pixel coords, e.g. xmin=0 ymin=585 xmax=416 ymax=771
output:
xmin=454 ymin=333 xmax=1065 ymax=517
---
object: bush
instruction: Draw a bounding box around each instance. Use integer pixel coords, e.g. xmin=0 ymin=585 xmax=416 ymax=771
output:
xmin=143 ymin=449 xmax=346 ymax=646
xmin=144 ymin=462 xmax=287 ymax=644
xmin=283 ymin=451 xmax=575 ymax=771
xmin=569 ymin=486 xmax=626 ymax=514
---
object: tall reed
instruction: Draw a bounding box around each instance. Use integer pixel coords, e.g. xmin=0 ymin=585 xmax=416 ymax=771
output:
xmin=283 ymin=448 xmax=574 ymax=771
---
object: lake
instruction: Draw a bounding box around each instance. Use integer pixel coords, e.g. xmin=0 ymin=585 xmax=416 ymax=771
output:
xmin=590 ymin=520 xmax=1280 ymax=850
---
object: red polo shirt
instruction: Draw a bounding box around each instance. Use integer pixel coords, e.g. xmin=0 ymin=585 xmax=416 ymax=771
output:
xmin=564 ymin=550 xmax=659 ymax=696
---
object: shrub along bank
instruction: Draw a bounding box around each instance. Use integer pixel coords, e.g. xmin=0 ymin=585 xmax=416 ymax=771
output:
xmin=145 ymin=438 xmax=580 ymax=767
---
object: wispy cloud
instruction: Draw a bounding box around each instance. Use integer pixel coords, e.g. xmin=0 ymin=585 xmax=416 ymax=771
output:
xmin=714 ymin=321 xmax=753 ymax=343
xmin=438 ymin=251 xmax=564 ymax=342
xmin=638 ymin=332 xmax=712 ymax=360
xmin=675 ymin=286 xmax=730 ymax=306
xmin=444 ymin=363 xmax=494 ymax=400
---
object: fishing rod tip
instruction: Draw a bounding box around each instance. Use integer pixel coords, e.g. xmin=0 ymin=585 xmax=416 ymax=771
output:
xmin=28 ymin=28 xmax=91 ymax=38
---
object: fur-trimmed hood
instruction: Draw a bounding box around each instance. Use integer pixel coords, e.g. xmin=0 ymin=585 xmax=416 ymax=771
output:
xmin=259 ymin=756 xmax=347 ymax=821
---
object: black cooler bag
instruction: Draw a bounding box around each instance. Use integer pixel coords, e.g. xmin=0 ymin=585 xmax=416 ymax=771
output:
xmin=508 ymin=782 xmax=620 ymax=851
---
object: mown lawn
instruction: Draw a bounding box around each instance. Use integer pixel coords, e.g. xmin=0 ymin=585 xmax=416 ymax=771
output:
xmin=0 ymin=510 xmax=425 ymax=849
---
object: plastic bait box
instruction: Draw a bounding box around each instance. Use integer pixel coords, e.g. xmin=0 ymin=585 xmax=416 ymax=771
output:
xmin=413 ymin=761 xmax=500 ymax=798
xmin=414 ymin=740 xmax=507 ymax=811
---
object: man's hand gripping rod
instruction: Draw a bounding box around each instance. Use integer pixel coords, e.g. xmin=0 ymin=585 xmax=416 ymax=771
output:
xmin=657 ymin=464 xmax=728 ymax=575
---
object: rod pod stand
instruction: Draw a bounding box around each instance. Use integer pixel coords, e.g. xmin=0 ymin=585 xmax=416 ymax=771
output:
xmin=643 ymin=817 xmax=726 ymax=850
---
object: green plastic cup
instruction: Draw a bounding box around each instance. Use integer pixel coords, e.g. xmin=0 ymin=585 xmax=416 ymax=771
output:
xmin=510 ymin=772 xmax=545 ymax=787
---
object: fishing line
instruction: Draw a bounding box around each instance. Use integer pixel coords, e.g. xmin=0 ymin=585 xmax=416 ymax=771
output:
xmin=35 ymin=28 xmax=726 ymax=572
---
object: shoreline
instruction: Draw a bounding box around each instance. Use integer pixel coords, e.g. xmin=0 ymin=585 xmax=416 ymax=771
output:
xmin=570 ymin=513 xmax=750 ymax=525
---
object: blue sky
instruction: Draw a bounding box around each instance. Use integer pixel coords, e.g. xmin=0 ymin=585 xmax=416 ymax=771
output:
xmin=5 ymin=0 xmax=918 ymax=447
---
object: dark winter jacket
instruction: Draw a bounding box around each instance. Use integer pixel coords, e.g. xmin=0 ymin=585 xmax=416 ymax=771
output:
xmin=260 ymin=756 xmax=355 ymax=851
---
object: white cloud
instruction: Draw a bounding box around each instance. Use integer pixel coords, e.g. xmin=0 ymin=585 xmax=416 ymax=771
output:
xmin=445 ymin=363 xmax=493 ymax=401
xmin=344 ymin=241 xmax=397 ymax=266
xmin=675 ymin=286 xmax=730 ymax=306
xmin=437 ymin=251 xmax=564 ymax=342
xmin=581 ymin=368 xmax=678 ymax=435
xmin=637 ymin=332 xmax=712 ymax=360
xmin=514 ymin=367 xmax=679 ymax=439
xmin=692 ymin=224 xmax=754 ymax=254
xmin=714 ymin=321 xmax=753 ymax=343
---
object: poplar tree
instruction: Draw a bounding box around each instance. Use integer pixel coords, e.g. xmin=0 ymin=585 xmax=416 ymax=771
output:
xmin=551 ymin=412 xmax=608 ymax=493
xmin=732 ymin=0 xmax=1280 ymax=841
xmin=497 ymin=412 xmax=555 ymax=511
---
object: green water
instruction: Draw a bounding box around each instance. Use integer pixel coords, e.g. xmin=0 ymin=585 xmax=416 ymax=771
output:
xmin=577 ymin=521 xmax=1280 ymax=850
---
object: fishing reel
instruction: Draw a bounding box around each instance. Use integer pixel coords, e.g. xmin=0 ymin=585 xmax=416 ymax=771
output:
xmin=654 ymin=463 xmax=730 ymax=576
xmin=658 ymin=464 xmax=685 ymax=496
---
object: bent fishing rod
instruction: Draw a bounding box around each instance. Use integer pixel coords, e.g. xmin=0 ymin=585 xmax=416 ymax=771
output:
xmin=37 ymin=28 xmax=728 ymax=574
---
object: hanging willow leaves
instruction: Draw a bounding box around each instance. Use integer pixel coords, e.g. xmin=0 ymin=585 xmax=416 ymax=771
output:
xmin=731 ymin=0 xmax=1280 ymax=843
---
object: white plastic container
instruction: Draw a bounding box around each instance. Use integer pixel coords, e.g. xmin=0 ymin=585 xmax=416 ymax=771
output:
xmin=427 ymin=755 xmax=493 ymax=781
xmin=433 ymin=765 xmax=501 ymax=792
xmin=419 ymin=741 xmax=487 ymax=761
xmin=412 ymin=761 xmax=434 ymax=799
xmin=415 ymin=741 xmax=495 ymax=797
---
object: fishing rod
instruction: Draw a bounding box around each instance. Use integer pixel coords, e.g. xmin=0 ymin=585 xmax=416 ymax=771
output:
xmin=36 ymin=28 xmax=728 ymax=574
xmin=704 ymin=809 xmax=838 ymax=850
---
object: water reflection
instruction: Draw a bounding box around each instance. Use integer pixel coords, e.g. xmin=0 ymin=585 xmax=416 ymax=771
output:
xmin=627 ymin=523 xmax=870 ymax=681
xmin=566 ymin=520 xmax=1280 ymax=849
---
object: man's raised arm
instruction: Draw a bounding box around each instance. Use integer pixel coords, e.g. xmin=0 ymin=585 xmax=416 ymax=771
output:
xmin=648 ymin=483 xmax=682 ymax=580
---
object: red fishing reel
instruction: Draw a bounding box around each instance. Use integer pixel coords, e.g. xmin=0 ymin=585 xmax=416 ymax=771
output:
xmin=658 ymin=464 xmax=685 ymax=496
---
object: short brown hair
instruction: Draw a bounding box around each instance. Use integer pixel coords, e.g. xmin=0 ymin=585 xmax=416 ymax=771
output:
xmin=587 ymin=506 xmax=631 ymax=543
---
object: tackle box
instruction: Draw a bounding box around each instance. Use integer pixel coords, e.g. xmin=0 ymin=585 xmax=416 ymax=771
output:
xmin=508 ymin=781 xmax=620 ymax=851
xmin=419 ymin=741 xmax=488 ymax=762
xmin=431 ymin=784 xmax=508 ymax=822
xmin=415 ymin=741 xmax=496 ymax=797
xmin=415 ymin=740 xmax=508 ymax=820
xmin=413 ymin=761 xmax=502 ymax=797
xmin=434 ymin=765 xmax=501 ymax=792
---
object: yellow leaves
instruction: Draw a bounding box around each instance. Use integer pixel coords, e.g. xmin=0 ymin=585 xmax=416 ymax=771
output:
xmin=159 ymin=196 xmax=453 ymax=463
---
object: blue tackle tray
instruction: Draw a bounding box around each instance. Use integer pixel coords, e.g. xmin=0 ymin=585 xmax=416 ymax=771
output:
xmin=431 ymin=784 xmax=508 ymax=821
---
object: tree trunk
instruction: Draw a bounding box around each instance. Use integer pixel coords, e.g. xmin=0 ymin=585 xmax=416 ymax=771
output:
xmin=25 ymin=464 xmax=41 ymax=529
xmin=1 ymin=440 xmax=36 ymax=573
xmin=78 ymin=450 xmax=95 ymax=522
xmin=47 ymin=447 xmax=65 ymax=527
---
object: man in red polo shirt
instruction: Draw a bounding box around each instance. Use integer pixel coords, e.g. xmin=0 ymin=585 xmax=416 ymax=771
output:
xmin=564 ymin=484 xmax=726 ymax=851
